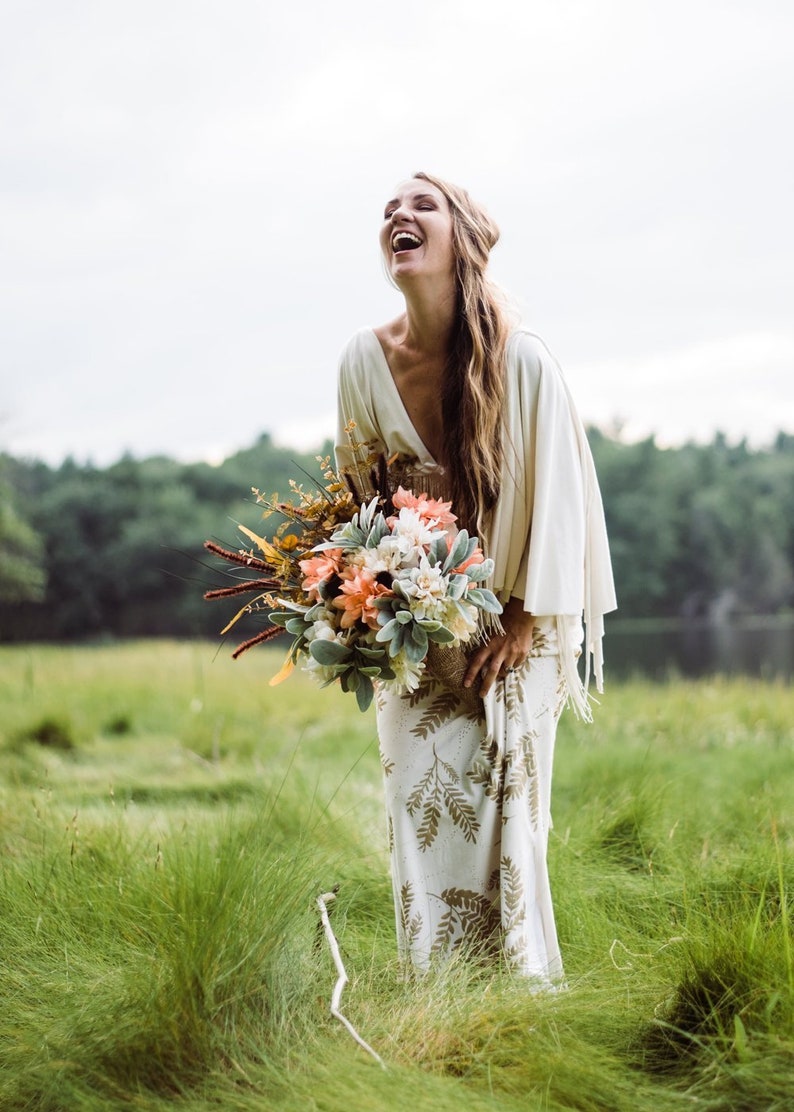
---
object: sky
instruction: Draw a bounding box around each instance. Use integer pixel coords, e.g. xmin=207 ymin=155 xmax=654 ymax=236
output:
xmin=2 ymin=0 xmax=793 ymax=467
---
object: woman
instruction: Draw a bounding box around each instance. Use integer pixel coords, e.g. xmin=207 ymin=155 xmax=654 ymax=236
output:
xmin=335 ymin=172 xmax=616 ymax=984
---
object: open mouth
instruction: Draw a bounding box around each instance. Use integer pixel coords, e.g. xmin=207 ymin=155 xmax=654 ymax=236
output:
xmin=392 ymin=231 xmax=423 ymax=253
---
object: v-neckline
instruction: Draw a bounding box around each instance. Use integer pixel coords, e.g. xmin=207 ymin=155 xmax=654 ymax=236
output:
xmin=365 ymin=328 xmax=442 ymax=469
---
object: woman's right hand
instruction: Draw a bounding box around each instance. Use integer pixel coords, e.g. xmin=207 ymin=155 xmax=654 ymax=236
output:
xmin=463 ymin=597 xmax=535 ymax=697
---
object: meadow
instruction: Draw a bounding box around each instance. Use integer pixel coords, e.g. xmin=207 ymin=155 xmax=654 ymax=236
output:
xmin=0 ymin=640 xmax=792 ymax=1111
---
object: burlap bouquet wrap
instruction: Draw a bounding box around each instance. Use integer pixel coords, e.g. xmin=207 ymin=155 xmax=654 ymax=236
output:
xmin=425 ymin=641 xmax=482 ymax=713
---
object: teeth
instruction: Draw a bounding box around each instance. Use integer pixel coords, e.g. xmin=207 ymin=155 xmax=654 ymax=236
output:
xmin=392 ymin=231 xmax=422 ymax=251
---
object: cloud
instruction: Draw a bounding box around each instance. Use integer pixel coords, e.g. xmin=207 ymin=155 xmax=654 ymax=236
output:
xmin=1 ymin=1 xmax=792 ymax=464
xmin=273 ymin=412 xmax=336 ymax=453
xmin=569 ymin=330 xmax=794 ymax=446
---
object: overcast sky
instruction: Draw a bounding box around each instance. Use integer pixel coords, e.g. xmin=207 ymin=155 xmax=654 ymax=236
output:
xmin=2 ymin=0 xmax=792 ymax=466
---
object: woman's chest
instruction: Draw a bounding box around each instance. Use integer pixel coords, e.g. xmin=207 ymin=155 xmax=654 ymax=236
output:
xmin=387 ymin=358 xmax=445 ymax=463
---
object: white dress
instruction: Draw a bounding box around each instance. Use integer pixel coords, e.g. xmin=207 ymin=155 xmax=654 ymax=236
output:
xmin=335 ymin=328 xmax=616 ymax=981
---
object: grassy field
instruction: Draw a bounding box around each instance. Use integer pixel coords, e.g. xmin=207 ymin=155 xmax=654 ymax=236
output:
xmin=0 ymin=640 xmax=792 ymax=1111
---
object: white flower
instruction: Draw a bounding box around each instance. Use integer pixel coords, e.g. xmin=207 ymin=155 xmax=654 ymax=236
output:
xmin=359 ymin=535 xmax=405 ymax=575
xmin=438 ymin=598 xmax=479 ymax=642
xmin=344 ymin=548 xmax=368 ymax=569
xmin=381 ymin=652 xmax=426 ymax=694
xmin=391 ymin=508 xmax=445 ymax=563
xmin=304 ymin=607 xmax=338 ymax=643
xmin=396 ymin=556 xmax=449 ymax=620
xmin=302 ymin=657 xmax=338 ymax=683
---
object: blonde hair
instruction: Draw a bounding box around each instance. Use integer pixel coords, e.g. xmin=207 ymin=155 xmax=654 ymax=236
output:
xmin=413 ymin=172 xmax=510 ymax=537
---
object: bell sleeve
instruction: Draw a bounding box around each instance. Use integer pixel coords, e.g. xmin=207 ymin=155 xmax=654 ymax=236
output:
xmin=334 ymin=333 xmax=385 ymax=476
xmin=507 ymin=333 xmax=617 ymax=716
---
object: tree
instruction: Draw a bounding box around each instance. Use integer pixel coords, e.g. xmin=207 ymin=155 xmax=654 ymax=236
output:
xmin=2 ymin=427 xmax=793 ymax=641
xmin=0 ymin=459 xmax=46 ymax=605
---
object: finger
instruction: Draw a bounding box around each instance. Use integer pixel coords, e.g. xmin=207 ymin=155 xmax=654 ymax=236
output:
xmin=482 ymin=651 xmax=524 ymax=695
xmin=463 ymin=647 xmax=490 ymax=688
xmin=478 ymin=653 xmax=506 ymax=697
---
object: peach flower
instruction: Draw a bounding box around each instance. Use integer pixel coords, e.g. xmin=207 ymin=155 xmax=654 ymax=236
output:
xmin=392 ymin=486 xmax=457 ymax=528
xmin=299 ymin=548 xmax=343 ymax=601
xmin=332 ymin=566 xmax=394 ymax=630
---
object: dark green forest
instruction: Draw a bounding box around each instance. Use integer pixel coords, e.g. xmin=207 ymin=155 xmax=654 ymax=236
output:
xmin=1 ymin=429 xmax=793 ymax=642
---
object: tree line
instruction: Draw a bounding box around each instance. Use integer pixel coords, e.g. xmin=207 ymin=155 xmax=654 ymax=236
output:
xmin=1 ymin=429 xmax=793 ymax=642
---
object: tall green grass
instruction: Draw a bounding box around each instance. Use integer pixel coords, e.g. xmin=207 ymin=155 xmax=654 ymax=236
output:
xmin=0 ymin=641 xmax=792 ymax=1109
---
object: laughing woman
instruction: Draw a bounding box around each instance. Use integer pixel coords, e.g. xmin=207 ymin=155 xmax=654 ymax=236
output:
xmin=335 ymin=172 xmax=616 ymax=985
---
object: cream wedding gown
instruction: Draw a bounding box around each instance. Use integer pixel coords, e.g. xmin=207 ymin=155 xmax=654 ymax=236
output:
xmin=335 ymin=328 xmax=616 ymax=980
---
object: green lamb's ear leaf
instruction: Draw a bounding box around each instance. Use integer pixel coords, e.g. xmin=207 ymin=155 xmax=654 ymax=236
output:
xmin=446 ymin=574 xmax=468 ymax=600
xmin=395 ymin=610 xmax=413 ymax=625
xmin=285 ymin=617 xmax=309 ymax=635
xmin=427 ymin=625 xmax=456 ymax=643
xmin=402 ymin=624 xmax=428 ymax=663
xmin=391 ymin=579 xmax=411 ymax=602
xmin=365 ymin=513 xmax=389 ymax=548
xmin=320 ymin=519 xmax=366 ymax=549
xmin=356 ymin=676 xmax=374 ymax=712
xmin=358 ymin=496 xmax=381 ymax=534
xmin=356 ymin=644 xmax=389 ymax=661
xmin=444 ymin=529 xmax=471 ymax=572
xmin=375 ymin=619 xmax=400 ymax=643
xmin=430 ymin=535 xmax=449 ymax=565
xmin=460 ymin=536 xmax=479 ymax=566
xmin=466 ymin=587 xmax=503 ymax=613
xmin=309 ymin=639 xmax=352 ymax=665
xmin=402 ymin=639 xmax=423 ymax=664
xmin=465 ymin=560 xmax=493 ymax=582
xmin=268 ymin=611 xmax=293 ymax=628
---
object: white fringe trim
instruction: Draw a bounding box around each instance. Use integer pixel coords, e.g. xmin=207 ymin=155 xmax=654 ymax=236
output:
xmin=556 ymin=615 xmax=605 ymax=723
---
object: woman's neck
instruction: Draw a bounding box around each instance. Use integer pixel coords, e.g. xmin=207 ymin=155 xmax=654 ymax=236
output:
xmin=397 ymin=279 xmax=457 ymax=357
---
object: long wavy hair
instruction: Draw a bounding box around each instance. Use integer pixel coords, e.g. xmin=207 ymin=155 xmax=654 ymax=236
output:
xmin=412 ymin=171 xmax=511 ymax=537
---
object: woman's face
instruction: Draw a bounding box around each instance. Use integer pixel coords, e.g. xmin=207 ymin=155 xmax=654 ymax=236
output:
xmin=379 ymin=180 xmax=455 ymax=288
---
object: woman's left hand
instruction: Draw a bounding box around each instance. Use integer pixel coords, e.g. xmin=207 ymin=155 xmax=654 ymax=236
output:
xmin=463 ymin=596 xmax=535 ymax=698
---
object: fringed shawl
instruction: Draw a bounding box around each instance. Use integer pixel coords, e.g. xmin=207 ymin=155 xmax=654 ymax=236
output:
xmin=335 ymin=327 xmax=617 ymax=719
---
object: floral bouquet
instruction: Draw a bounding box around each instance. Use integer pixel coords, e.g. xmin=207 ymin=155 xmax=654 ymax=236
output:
xmin=204 ymin=449 xmax=501 ymax=711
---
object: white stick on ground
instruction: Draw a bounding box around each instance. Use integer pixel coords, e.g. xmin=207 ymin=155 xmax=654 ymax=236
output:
xmin=316 ymin=890 xmax=386 ymax=1069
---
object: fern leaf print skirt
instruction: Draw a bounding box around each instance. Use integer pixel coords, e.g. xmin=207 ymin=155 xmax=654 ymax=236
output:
xmin=376 ymin=618 xmax=568 ymax=984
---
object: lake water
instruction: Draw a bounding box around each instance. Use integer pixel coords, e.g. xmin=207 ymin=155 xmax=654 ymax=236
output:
xmin=604 ymin=617 xmax=794 ymax=682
